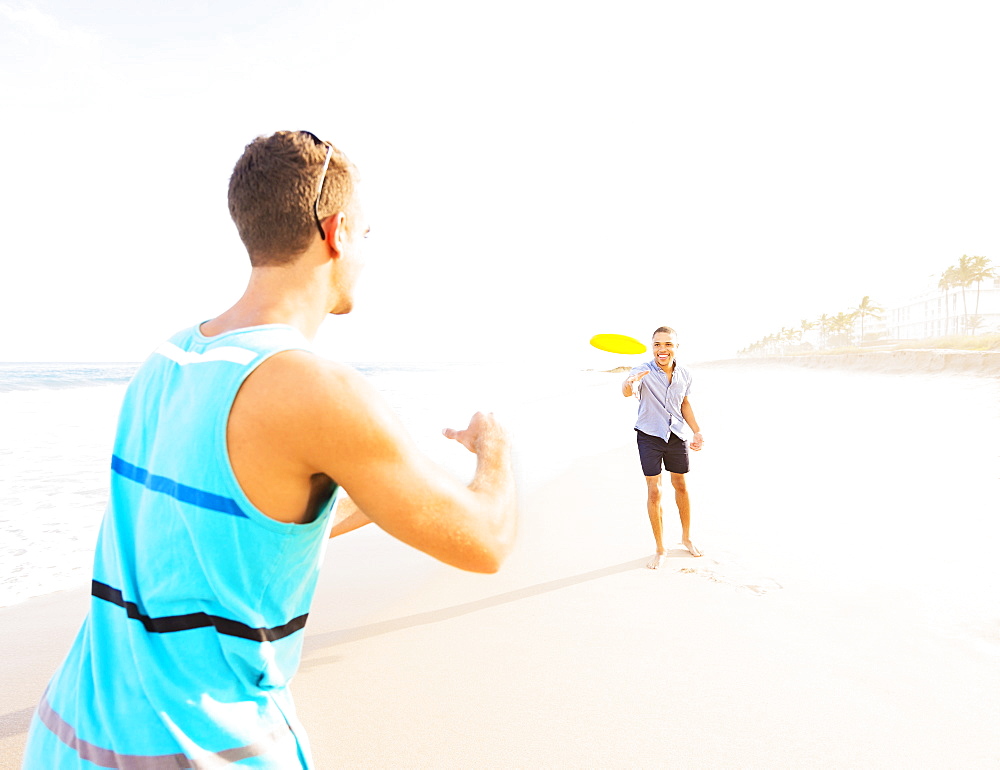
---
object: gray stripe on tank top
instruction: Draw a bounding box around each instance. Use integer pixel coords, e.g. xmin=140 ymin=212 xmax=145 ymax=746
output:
xmin=36 ymin=692 xmax=295 ymax=769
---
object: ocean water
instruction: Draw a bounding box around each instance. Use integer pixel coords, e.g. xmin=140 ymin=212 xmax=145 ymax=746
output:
xmin=0 ymin=360 xmax=625 ymax=608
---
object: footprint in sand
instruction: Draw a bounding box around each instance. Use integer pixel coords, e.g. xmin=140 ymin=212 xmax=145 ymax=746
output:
xmin=673 ymin=557 xmax=783 ymax=595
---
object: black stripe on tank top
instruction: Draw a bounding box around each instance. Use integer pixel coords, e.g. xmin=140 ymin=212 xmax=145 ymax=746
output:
xmin=91 ymin=580 xmax=309 ymax=642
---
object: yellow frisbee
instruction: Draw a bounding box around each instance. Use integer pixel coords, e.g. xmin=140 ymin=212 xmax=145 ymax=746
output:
xmin=589 ymin=334 xmax=647 ymax=355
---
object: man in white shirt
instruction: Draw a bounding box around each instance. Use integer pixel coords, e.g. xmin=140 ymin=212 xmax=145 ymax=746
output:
xmin=621 ymin=327 xmax=704 ymax=569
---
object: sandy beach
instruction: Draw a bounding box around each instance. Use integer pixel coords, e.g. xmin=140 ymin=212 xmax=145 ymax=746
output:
xmin=3 ymin=356 xmax=999 ymax=768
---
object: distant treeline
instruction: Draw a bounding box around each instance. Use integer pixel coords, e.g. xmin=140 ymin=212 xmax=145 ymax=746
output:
xmin=739 ymin=255 xmax=996 ymax=356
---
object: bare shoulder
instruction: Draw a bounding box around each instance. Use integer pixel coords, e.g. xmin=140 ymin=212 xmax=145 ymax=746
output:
xmin=247 ymin=349 xmax=371 ymax=400
xmin=238 ymin=350 xmax=395 ymax=429
xmin=231 ymin=350 xmax=408 ymax=472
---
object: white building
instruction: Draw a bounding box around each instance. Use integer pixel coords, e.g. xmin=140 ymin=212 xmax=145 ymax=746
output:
xmin=885 ymin=274 xmax=1000 ymax=340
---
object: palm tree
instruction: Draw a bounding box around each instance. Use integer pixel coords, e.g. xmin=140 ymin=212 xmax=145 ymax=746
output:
xmin=828 ymin=312 xmax=856 ymax=346
xmin=967 ymin=255 xmax=996 ymax=322
xmin=816 ymin=313 xmax=831 ymax=348
xmin=852 ymin=295 xmax=884 ymax=343
xmin=951 ymin=255 xmax=976 ymax=329
xmin=780 ymin=326 xmax=800 ymax=349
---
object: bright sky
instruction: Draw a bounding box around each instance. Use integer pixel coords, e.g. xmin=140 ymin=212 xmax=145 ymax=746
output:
xmin=2 ymin=0 xmax=997 ymax=365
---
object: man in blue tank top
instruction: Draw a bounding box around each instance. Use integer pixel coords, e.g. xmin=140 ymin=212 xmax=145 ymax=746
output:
xmin=23 ymin=131 xmax=518 ymax=768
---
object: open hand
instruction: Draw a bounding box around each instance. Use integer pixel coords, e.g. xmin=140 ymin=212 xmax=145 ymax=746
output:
xmin=442 ymin=412 xmax=507 ymax=454
xmin=623 ymin=370 xmax=649 ymax=397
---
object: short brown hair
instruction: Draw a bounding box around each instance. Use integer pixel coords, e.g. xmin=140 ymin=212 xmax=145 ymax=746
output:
xmin=227 ymin=131 xmax=357 ymax=266
xmin=653 ymin=326 xmax=677 ymax=337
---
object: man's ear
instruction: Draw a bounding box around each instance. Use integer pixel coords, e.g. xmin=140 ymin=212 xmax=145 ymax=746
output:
xmin=328 ymin=212 xmax=348 ymax=257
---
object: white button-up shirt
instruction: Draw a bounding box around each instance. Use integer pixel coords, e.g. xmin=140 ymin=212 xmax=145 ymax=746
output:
xmin=630 ymin=360 xmax=694 ymax=442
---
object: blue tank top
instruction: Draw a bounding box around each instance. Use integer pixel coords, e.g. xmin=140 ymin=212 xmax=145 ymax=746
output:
xmin=23 ymin=324 xmax=339 ymax=768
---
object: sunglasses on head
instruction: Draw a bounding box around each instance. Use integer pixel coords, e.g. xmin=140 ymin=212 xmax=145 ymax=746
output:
xmin=300 ymin=131 xmax=335 ymax=240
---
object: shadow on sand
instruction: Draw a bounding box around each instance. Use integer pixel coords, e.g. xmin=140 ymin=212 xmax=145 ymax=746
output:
xmin=300 ymin=557 xmax=649 ymax=664
xmin=0 ymin=706 xmax=35 ymax=739
xmin=1 ymin=559 xmax=652 ymax=736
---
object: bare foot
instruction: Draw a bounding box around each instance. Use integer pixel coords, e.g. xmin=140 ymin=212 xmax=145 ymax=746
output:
xmin=682 ymin=538 xmax=702 ymax=557
xmin=646 ymin=552 xmax=668 ymax=570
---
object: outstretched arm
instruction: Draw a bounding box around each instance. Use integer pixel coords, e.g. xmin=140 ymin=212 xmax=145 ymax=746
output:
xmin=245 ymin=352 xmax=517 ymax=573
xmin=622 ymin=370 xmax=649 ymax=397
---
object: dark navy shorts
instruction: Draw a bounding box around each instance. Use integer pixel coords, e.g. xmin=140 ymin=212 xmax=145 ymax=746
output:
xmin=636 ymin=429 xmax=689 ymax=476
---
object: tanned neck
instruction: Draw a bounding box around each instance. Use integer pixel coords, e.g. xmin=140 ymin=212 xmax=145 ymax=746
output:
xmin=202 ymin=258 xmax=334 ymax=341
